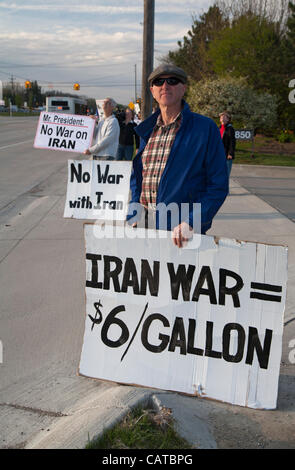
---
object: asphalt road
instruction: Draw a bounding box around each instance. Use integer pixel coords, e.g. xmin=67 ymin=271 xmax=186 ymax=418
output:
xmin=0 ymin=116 xmax=91 ymax=398
xmin=0 ymin=116 xmax=80 ymax=211
xmin=231 ymin=165 xmax=295 ymax=223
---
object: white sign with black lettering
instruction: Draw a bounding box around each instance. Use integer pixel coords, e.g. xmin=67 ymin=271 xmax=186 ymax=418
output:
xmin=96 ymin=100 xmax=104 ymax=120
xmin=79 ymin=226 xmax=288 ymax=409
xmin=34 ymin=111 xmax=95 ymax=153
xmin=63 ymin=160 xmax=132 ymax=220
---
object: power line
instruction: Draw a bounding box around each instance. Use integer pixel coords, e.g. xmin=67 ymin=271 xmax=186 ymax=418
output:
xmin=42 ymin=83 xmax=142 ymax=88
xmin=0 ymin=69 xmax=142 ymax=87
xmin=0 ymin=69 xmax=142 ymax=89
xmin=0 ymin=69 xmax=31 ymax=81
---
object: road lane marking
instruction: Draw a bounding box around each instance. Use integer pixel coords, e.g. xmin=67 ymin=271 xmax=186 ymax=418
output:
xmin=0 ymin=139 xmax=33 ymax=150
xmin=0 ymin=119 xmax=34 ymax=124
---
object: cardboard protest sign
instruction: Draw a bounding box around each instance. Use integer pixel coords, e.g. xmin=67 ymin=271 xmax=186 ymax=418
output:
xmin=34 ymin=112 xmax=95 ymax=153
xmin=96 ymin=100 xmax=104 ymax=120
xmin=134 ymin=103 xmax=140 ymax=115
xmin=79 ymin=225 xmax=288 ymax=409
xmin=63 ymin=160 xmax=132 ymax=220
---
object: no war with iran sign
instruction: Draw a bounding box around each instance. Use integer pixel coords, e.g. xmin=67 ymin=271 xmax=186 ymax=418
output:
xmin=63 ymin=160 xmax=132 ymax=220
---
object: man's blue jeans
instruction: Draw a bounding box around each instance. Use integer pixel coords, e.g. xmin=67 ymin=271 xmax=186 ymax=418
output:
xmin=116 ymin=144 xmax=134 ymax=161
xmin=227 ymin=158 xmax=233 ymax=177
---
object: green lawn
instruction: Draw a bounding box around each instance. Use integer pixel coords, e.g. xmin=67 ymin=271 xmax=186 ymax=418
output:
xmin=234 ymin=151 xmax=295 ymax=166
xmin=234 ymin=135 xmax=295 ymax=166
xmin=86 ymin=406 xmax=192 ymax=450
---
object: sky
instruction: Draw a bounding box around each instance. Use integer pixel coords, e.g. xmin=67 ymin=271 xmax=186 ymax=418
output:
xmin=0 ymin=0 xmax=214 ymax=105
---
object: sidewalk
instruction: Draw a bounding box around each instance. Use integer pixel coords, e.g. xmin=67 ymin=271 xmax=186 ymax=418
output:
xmin=22 ymin=176 xmax=295 ymax=450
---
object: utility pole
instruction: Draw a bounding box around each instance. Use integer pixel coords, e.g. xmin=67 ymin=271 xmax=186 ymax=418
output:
xmin=141 ymin=0 xmax=155 ymax=120
xmin=134 ymin=64 xmax=137 ymax=102
xmin=9 ymin=75 xmax=15 ymax=117
xmin=10 ymin=75 xmax=15 ymax=95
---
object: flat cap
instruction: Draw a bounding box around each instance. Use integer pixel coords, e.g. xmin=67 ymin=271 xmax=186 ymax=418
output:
xmin=148 ymin=64 xmax=187 ymax=85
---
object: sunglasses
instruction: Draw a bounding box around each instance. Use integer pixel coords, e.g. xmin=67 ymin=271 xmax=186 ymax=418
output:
xmin=152 ymin=77 xmax=183 ymax=87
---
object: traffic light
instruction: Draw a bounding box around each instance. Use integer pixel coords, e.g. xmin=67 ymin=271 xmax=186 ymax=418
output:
xmin=25 ymin=80 xmax=31 ymax=89
xmin=73 ymin=83 xmax=80 ymax=91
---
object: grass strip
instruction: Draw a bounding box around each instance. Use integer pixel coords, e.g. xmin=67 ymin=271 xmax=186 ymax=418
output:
xmin=234 ymin=152 xmax=295 ymax=166
xmin=86 ymin=405 xmax=192 ymax=450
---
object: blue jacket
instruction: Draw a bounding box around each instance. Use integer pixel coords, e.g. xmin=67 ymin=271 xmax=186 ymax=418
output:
xmin=128 ymin=102 xmax=228 ymax=234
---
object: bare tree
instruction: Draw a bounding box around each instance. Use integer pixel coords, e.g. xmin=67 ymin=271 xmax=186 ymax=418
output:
xmin=216 ymin=0 xmax=292 ymax=33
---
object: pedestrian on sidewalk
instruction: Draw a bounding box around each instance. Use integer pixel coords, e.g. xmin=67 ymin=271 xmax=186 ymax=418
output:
xmin=127 ymin=64 xmax=228 ymax=247
xmin=219 ymin=111 xmax=236 ymax=177
xmin=116 ymin=107 xmax=140 ymax=161
xmin=83 ymin=97 xmax=120 ymax=160
xmin=134 ymin=111 xmax=141 ymax=125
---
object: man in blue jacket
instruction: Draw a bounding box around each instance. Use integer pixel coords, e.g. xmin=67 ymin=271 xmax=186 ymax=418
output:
xmin=128 ymin=64 xmax=228 ymax=247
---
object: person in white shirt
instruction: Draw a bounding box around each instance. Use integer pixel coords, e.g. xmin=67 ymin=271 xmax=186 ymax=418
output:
xmin=84 ymin=97 xmax=120 ymax=160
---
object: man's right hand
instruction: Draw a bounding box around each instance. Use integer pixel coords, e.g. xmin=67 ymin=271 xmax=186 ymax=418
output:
xmin=172 ymin=222 xmax=193 ymax=248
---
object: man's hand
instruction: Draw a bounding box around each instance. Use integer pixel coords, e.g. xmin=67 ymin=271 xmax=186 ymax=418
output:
xmin=83 ymin=149 xmax=91 ymax=155
xmin=172 ymin=222 xmax=193 ymax=248
xmin=227 ymin=155 xmax=233 ymax=159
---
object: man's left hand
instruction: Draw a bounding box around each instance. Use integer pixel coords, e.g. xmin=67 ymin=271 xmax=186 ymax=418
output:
xmin=83 ymin=149 xmax=91 ymax=155
xmin=172 ymin=222 xmax=193 ymax=248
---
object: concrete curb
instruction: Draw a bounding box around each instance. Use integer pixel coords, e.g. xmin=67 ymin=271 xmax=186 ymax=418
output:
xmin=25 ymin=386 xmax=218 ymax=450
xmin=25 ymin=386 xmax=153 ymax=449
xmin=151 ymin=393 xmax=217 ymax=449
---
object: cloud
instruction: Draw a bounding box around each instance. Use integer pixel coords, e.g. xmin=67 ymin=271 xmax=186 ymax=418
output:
xmin=0 ymin=0 xmax=214 ymax=102
xmin=0 ymin=2 xmax=140 ymax=14
xmin=0 ymin=19 xmax=187 ymax=65
xmin=0 ymin=0 xmax=212 ymax=15
xmin=0 ymin=27 xmax=140 ymax=48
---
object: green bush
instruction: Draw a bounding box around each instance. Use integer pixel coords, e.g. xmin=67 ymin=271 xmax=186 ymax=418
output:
xmin=276 ymin=131 xmax=295 ymax=143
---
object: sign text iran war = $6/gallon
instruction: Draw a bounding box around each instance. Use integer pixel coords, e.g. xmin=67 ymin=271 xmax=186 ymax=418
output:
xmin=85 ymin=253 xmax=283 ymax=370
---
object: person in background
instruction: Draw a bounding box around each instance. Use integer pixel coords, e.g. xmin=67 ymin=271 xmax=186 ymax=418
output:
xmin=83 ymin=97 xmax=119 ymax=160
xmin=219 ymin=111 xmax=236 ymax=177
xmin=116 ymin=107 xmax=140 ymax=161
xmin=134 ymin=111 xmax=141 ymax=125
xmin=127 ymin=64 xmax=228 ymax=247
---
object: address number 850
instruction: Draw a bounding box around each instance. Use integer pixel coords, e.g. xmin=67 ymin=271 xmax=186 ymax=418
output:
xmin=235 ymin=130 xmax=253 ymax=140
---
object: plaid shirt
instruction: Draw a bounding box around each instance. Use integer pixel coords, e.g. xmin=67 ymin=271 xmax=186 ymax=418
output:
xmin=140 ymin=112 xmax=182 ymax=209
